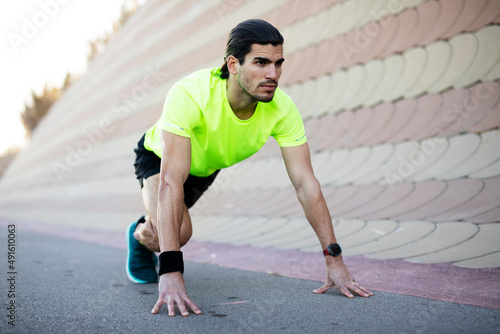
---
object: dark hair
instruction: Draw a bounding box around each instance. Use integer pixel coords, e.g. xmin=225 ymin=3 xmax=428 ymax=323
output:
xmin=220 ymin=19 xmax=284 ymax=79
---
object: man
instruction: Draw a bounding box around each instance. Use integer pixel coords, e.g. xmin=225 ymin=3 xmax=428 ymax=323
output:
xmin=128 ymin=19 xmax=373 ymax=317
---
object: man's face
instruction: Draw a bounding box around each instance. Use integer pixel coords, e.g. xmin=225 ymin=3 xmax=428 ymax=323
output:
xmin=235 ymin=43 xmax=284 ymax=103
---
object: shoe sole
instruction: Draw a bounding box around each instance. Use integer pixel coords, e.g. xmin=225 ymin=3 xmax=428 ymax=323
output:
xmin=126 ymin=221 xmax=154 ymax=284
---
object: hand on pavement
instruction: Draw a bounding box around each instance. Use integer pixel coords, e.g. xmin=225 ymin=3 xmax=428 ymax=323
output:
xmin=152 ymin=271 xmax=202 ymax=316
xmin=313 ymin=256 xmax=373 ymax=298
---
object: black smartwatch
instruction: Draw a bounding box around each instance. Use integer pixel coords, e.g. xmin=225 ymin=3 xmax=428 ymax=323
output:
xmin=323 ymin=243 xmax=342 ymax=257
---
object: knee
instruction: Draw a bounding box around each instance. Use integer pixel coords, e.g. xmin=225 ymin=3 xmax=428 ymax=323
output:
xmin=143 ymin=236 xmax=160 ymax=253
xmin=134 ymin=223 xmax=160 ymax=252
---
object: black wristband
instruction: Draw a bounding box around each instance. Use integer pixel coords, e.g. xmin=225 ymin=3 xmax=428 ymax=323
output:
xmin=158 ymin=251 xmax=184 ymax=275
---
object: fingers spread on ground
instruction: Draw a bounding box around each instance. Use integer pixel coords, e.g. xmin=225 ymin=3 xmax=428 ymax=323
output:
xmin=186 ymin=298 xmax=202 ymax=314
xmin=167 ymin=300 xmax=176 ymax=317
xmin=313 ymin=283 xmax=329 ymax=294
xmin=151 ymin=299 xmax=163 ymax=314
xmin=340 ymin=286 xmax=354 ymax=298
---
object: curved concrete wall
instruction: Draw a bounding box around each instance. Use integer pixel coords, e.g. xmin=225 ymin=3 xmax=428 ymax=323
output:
xmin=0 ymin=0 xmax=499 ymax=268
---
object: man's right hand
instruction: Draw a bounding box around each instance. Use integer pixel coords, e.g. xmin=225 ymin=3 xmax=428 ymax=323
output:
xmin=151 ymin=271 xmax=202 ymax=316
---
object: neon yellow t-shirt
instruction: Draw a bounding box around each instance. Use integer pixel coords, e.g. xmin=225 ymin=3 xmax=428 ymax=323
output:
xmin=144 ymin=67 xmax=307 ymax=177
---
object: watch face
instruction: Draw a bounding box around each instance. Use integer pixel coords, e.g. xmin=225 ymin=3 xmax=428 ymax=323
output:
xmin=329 ymin=243 xmax=341 ymax=256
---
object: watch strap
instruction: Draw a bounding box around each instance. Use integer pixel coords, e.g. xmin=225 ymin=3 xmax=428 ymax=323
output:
xmin=323 ymin=243 xmax=342 ymax=257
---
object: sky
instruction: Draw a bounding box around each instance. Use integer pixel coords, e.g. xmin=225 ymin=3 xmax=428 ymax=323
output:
xmin=0 ymin=0 xmax=147 ymax=156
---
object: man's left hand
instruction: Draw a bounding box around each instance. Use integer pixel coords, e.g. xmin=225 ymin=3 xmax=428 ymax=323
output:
xmin=313 ymin=256 xmax=373 ymax=298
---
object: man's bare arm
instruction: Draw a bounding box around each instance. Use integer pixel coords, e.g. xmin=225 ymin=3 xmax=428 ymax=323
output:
xmin=152 ymin=129 xmax=202 ymax=316
xmin=281 ymin=143 xmax=372 ymax=298
xmin=156 ymin=130 xmax=191 ymax=252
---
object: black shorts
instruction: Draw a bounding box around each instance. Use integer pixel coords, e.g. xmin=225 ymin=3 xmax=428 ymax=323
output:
xmin=133 ymin=134 xmax=219 ymax=208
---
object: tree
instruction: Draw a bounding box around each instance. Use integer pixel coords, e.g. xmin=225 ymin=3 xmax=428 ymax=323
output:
xmin=20 ymin=84 xmax=61 ymax=137
xmin=86 ymin=1 xmax=140 ymax=63
xmin=20 ymin=0 xmax=143 ymax=138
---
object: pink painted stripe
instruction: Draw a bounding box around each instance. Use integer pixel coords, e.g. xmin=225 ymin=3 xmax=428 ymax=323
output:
xmin=219 ymin=301 xmax=249 ymax=305
xmin=2 ymin=220 xmax=498 ymax=311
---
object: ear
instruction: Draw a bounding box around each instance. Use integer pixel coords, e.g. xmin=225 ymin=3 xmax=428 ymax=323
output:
xmin=226 ymin=55 xmax=238 ymax=75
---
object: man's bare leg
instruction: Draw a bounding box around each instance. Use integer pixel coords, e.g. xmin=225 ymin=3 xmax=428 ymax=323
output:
xmin=134 ymin=173 xmax=193 ymax=252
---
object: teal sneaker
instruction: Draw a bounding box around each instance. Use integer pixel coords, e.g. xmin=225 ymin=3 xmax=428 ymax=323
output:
xmin=126 ymin=217 xmax=158 ymax=283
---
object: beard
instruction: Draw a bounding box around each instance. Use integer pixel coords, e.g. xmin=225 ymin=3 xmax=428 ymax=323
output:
xmin=237 ymin=74 xmax=277 ymax=103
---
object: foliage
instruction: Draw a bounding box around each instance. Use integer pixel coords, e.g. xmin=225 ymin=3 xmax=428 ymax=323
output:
xmin=86 ymin=1 xmax=140 ymax=63
xmin=20 ymin=1 xmax=141 ymax=138
xmin=20 ymin=84 xmax=60 ymax=136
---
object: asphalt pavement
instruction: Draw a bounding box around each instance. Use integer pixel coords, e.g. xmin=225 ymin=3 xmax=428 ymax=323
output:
xmin=1 ymin=230 xmax=499 ymax=334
